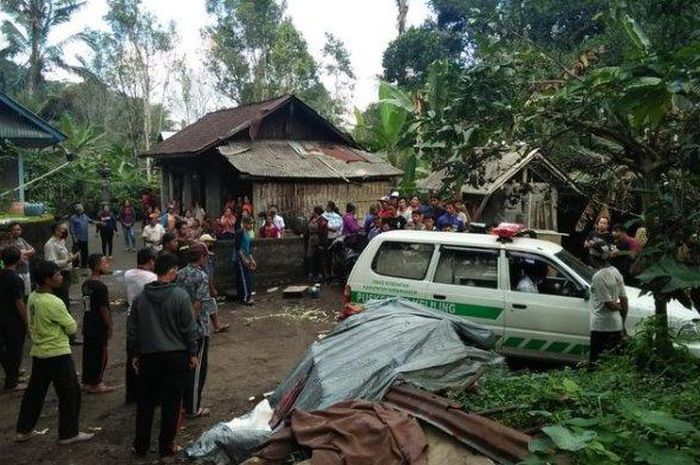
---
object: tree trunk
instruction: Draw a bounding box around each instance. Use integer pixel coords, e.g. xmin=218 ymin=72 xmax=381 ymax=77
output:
xmin=641 ymin=168 xmax=674 ymax=352
xmin=28 ymin=21 xmax=42 ymax=98
xmin=396 ymin=0 xmax=409 ymax=35
xmin=653 ymin=298 xmax=674 ymax=354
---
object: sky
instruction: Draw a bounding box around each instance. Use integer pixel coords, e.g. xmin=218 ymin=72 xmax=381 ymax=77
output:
xmin=36 ymin=0 xmax=432 ymax=122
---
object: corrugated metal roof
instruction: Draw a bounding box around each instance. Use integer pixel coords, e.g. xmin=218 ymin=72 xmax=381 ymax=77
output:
xmin=0 ymin=91 xmax=66 ymax=148
xmin=147 ymin=95 xmax=291 ymax=156
xmin=146 ymin=94 xmax=357 ymax=157
xmin=418 ymin=149 xmax=582 ymax=195
xmin=219 ymin=140 xmax=403 ymax=181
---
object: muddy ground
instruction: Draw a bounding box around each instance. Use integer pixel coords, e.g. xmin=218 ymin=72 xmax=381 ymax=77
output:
xmin=0 ymin=254 xmax=341 ymax=465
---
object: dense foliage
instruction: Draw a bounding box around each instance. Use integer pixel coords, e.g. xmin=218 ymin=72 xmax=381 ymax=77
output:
xmin=455 ymin=323 xmax=700 ymax=464
xmin=365 ymin=0 xmax=700 ymax=340
xmin=204 ymin=0 xmax=352 ymax=122
xmin=0 ymin=0 xmax=355 ymax=215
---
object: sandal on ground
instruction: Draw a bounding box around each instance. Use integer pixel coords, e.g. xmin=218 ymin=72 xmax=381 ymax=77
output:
xmin=15 ymin=430 xmax=41 ymax=443
xmin=186 ymin=407 xmax=210 ymax=418
xmin=4 ymin=383 xmax=27 ymax=393
xmin=58 ymin=432 xmax=94 ymax=445
xmin=159 ymin=445 xmax=183 ymax=462
xmin=214 ymin=324 xmax=230 ymax=333
xmin=85 ymin=384 xmax=115 ymax=394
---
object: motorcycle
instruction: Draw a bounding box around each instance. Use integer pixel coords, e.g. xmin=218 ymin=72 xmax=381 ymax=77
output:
xmin=328 ymin=233 xmax=367 ymax=282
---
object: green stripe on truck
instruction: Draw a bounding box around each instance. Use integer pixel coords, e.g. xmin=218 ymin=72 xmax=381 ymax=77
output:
xmin=545 ymin=341 xmax=570 ymax=353
xmin=568 ymin=344 xmax=590 ymax=355
xmin=524 ymin=339 xmax=547 ymax=350
xmin=350 ymin=291 xmax=504 ymax=320
xmin=503 ymin=337 xmax=525 ymax=348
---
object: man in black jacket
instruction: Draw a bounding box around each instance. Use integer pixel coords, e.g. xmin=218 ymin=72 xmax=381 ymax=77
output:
xmin=127 ymin=253 xmax=198 ymax=458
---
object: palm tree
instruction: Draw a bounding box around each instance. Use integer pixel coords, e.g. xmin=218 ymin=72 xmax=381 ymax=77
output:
xmin=0 ymin=0 xmax=85 ymax=98
xmin=396 ymin=0 xmax=409 ymax=35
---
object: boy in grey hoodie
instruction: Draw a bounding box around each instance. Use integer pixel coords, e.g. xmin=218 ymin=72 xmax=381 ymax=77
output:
xmin=127 ymin=253 xmax=197 ymax=458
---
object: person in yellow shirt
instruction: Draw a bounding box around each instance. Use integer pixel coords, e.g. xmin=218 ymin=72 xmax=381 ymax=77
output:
xmin=15 ymin=260 xmax=94 ymax=445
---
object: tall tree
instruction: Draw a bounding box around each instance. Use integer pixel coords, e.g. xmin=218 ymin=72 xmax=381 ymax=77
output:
xmin=0 ymin=0 xmax=85 ymax=98
xmin=322 ymin=32 xmax=355 ymax=109
xmin=171 ymin=59 xmax=216 ymax=127
xmin=396 ymin=0 xmax=700 ymax=348
xmin=83 ymin=0 xmax=175 ymax=157
xmin=205 ymin=0 xmax=286 ymax=103
xmin=205 ymin=0 xmax=339 ymax=118
xmin=396 ymin=0 xmax=409 ymax=35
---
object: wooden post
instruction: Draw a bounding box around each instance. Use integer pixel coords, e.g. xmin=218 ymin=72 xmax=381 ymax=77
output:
xmin=167 ymin=171 xmax=174 ymax=206
xmin=182 ymin=174 xmax=193 ymax=210
xmin=17 ymin=152 xmax=25 ymax=202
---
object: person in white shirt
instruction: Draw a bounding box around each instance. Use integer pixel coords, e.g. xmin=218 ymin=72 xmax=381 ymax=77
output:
xmin=516 ymin=274 xmax=539 ymax=293
xmin=516 ymin=260 xmax=547 ymax=293
xmin=269 ymin=206 xmax=285 ymax=237
xmin=44 ymin=222 xmax=81 ymax=345
xmin=588 ymin=239 xmax=628 ymax=363
xmin=123 ymin=248 xmax=157 ymax=404
xmin=43 ymin=223 xmax=77 ymax=303
xmin=398 ymin=197 xmax=413 ymax=223
xmin=192 ymin=201 xmax=206 ymax=225
xmin=141 ymin=214 xmax=166 ymax=250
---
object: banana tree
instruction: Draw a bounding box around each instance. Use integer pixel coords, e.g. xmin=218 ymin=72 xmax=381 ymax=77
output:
xmin=0 ymin=0 xmax=86 ymax=98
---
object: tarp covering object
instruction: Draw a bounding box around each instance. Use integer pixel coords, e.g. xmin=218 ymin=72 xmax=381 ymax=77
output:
xmin=186 ymin=298 xmax=502 ymax=464
xmin=254 ymin=400 xmax=428 ymax=465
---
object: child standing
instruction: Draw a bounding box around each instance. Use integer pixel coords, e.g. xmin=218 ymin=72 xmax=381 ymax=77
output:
xmin=81 ymin=254 xmax=114 ymax=394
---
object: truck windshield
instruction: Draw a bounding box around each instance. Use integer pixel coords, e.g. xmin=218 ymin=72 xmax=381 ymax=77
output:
xmin=555 ymin=249 xmax=595 ymax=285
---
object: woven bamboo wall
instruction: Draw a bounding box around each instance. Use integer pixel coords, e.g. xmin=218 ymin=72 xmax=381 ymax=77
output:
xmin=252 ymin=179 xmax=395 ymax=218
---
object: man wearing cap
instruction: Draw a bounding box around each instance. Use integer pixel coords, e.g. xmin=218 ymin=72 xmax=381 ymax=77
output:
xmin=69 ymin=204 xmax=94 ymax=269
xmin=176 ymin=242 xmax=212 ymax=417
xmin=142 ymin=214 xmax=166 ymax=251
xmin=588 ymin=239 xmax=628 ymax=364
xmin=199 ymin=234 xmax=229 ymax=333
xmin=378 ymin=196 xmax=392 ymax=219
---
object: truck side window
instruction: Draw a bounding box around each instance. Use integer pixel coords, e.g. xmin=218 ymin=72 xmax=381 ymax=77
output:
xmin=371 ymin=242 xmax=434 ymax=280
xmin=508 ymin=252 xmax=585 ymax=298
xmin=434 ymin=248 xmax=499 ymax=289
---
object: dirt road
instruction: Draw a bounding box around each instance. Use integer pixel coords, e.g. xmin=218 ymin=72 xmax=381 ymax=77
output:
xmin=0 ymin=263 xmax=340 ymax=465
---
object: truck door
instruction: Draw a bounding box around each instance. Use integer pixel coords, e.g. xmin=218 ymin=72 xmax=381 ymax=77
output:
xmin=503 ymin=251 xmax=590 ymax=362
xmin=425 ymin=246 xmax=506 ymax=342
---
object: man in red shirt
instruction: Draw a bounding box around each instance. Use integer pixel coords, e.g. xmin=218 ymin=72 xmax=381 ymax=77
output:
xmin=611 ymin=223 xmax=641 ymax=283
xmin=378 ymin=196 xmax=392 ymax=219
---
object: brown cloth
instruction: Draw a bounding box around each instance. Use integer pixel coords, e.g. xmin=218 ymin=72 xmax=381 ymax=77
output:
xmin=255 ymin=400 xmax=428 ymax=465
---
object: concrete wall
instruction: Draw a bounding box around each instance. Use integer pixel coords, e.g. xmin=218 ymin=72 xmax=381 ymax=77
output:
xmin=212 ymin=235 xmax=306 ymax=294
xmin=0 ymin=217 xmax=54 ymax=257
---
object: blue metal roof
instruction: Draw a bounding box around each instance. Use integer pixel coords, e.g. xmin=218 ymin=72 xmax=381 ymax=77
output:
xmin=0 ymin=91 xmax=66 ymax=148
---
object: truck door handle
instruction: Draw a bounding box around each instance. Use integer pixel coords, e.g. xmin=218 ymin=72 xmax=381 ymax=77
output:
xmin=433 ymin=294 xmax=447 ymax=300
xmin=512 ymin=304 xmax=527 ymax=309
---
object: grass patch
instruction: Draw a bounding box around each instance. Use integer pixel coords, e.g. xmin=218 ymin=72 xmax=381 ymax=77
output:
xmin=452 ymin=323 xmax=700 ymax=464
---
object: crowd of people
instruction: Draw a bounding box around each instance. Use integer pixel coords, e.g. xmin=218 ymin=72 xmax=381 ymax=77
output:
xmin=0 ymin=187 xmax=651 ymax=456
xmin=0 ymin=193 xmax=274 ymax=456
xmin=0 ymin=223 xmax=234 ymax=455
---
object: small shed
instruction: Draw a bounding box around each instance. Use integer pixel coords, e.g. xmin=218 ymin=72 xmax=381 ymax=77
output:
xmin=145 ymin=95 xmax=402 ymax=218
xmin=419 ymin=148 xmax=583 ymax=231
xmin=0 ymin=91 xmax=66 ymax=201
